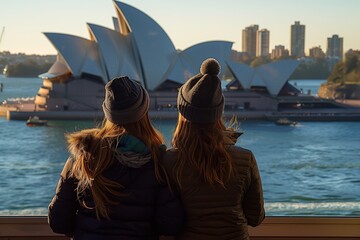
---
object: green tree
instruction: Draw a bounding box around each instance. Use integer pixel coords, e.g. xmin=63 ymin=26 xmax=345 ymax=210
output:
xmin=7 ymin=62 xmax=53 ymax=77
xmin=327 ymin=50 xmax=360 ymax=84
xmin=344 ymin=54 xmax=358 ymax=74
xmin=290 ymin=59 xmax=330 ymax=79
xmin=328 ymin=62 xmax=345 ymax=83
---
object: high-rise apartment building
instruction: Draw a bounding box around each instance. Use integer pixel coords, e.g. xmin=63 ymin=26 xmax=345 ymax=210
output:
xmin=290 ymin=21 xmax=305 ymax=57
xmin=326 ymin=34 xmax=343 ymax=60
xmin=256 ymin=29 xmax=270 ymax=57
xmin=242 ymin=25 xmax=259 ymax=57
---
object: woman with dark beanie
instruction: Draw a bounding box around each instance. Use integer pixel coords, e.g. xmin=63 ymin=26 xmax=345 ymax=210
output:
xmin=162 ymin=58 xmax=265 ymax=240
xmin=48 ymin=76 xmax=184 ymax=239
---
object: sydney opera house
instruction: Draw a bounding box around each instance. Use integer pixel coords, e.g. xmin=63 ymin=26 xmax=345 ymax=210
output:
xmin=7 ymin=0 xmax=358 ymax=120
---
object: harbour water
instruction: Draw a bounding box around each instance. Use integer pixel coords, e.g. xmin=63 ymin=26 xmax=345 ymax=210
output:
xmin=0 ymin=77 xmax=359 ymax=216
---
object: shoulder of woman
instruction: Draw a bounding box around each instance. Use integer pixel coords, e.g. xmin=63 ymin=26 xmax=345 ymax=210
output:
xmin=60 ymin=157 xmax=75 ymax=179
xmin=228 ymin=145 xmax=253 ymax=156
xmin=227 ymin=145 xmax=256 ymax=165
xmin=66 ymin=128 xmax=98 ymax=156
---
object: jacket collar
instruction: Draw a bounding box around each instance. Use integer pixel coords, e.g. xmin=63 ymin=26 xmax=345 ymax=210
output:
xmin=115 ymin=134 xmax=151 ymax=168
xmin=223 ymin=130 xmax=243 ymax=145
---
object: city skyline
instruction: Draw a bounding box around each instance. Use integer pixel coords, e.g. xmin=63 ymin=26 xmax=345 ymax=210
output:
xmin=0 ymin=0 xmax=359 ymax=55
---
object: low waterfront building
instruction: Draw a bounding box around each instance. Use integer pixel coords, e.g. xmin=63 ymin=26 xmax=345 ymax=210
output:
xmin=309 ymin=46 xmax=326 ymax=59
xmin=270 ymin=45 xmax=289 ymax=59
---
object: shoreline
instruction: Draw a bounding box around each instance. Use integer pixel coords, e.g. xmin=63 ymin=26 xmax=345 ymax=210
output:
xmin=3 ymin=109 xmax=272 ymax=121
xmin=3 ymin=108 xmax=360 ymax=122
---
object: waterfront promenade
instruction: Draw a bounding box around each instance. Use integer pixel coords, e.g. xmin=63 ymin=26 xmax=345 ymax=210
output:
xmin=3 ymin=108 xmax=274 ymax=121
xmin=4 ymin=107 xmax=360 ymax=121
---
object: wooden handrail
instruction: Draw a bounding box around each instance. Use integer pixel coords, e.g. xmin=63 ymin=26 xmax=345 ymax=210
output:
xmin=0 ymin=216 xmax=360 ymax=240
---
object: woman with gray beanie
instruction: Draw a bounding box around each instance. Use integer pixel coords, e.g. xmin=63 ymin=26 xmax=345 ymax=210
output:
xmin=48 ymin=76 xmax=184 ymax=239
xmin=162 ymin=58 xmax=265 ymax=240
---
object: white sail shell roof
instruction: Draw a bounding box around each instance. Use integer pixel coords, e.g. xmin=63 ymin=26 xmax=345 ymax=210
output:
xmin=256 ymin=60 xmax=300 ymax=95
xmin=81 ymin=43 xmax=106 ymax=81
xmin=164 ymin=56 xmax=196 ymax=85
xmin=181 ymin=41 xmax=233 ymax=76
xmin=114 ymin=1 xmax=178 ymax=90
xmin=226 ymin=59 xmax=299 ymax=95
xmin=38 ymin=55 xmax=70 ymax=79
xmin=226 ymin=60 xmax=254 ymax=89
xmin=44 ymin=33 xmax=106 ymax=81
xmin=87 ymin=23 xmax=140 ymax=83
xmin=251 ymin=72 xmax=267 ymax=87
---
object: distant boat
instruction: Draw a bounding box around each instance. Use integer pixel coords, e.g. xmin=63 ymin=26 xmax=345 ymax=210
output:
xmin=275 ymin=118 xmax=297 ymax=126
xmin=2 ymin=65 xmax=8 ymax=77
xmin=26 ymin=116 xmax=47 ymax=127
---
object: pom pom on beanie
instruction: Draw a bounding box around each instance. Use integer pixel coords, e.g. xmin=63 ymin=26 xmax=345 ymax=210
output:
xmin=177 ymin=58 xmax=224 ymax=123
xmin=200 ymin=58 xmax=221 ymax=75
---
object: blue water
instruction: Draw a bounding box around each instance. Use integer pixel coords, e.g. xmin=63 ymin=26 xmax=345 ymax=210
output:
xmin=0 ymin=77 xmax=359 ymax=216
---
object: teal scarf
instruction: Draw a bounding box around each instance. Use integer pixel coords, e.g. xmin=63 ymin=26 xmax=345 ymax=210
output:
xmin=117 ymin=134 xmax=150 ymax=155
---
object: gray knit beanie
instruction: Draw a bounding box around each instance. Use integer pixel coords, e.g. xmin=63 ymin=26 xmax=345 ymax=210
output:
xmin=102 ymin=76 xmax=149 ymax=125
xmin=177 ymin=58 xmax=224 ymax=123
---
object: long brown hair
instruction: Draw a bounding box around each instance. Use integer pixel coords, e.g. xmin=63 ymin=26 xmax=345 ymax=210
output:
xmin=172 ymin=114 xmax=234 ymax=189
xmin=67 ymin=113 xmax=164 ymax=219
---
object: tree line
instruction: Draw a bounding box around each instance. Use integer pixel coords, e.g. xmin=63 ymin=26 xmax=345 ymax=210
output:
xmin=0 ymin=51 xmax=56 ymax=77
xmin=327 ymin=50 xmax=360 ymax=84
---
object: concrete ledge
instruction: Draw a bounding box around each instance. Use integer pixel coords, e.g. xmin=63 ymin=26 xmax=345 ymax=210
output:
xmin=0 ymin=217 xmax=359 ymax=239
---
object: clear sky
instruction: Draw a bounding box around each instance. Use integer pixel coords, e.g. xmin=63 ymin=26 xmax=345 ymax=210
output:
xmin=0 ymin=0 xmax=359 ymax=55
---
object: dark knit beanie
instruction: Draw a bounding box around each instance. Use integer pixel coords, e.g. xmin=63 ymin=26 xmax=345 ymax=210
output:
xmin=102 ymin=76 xmax=149 ymax=125
xmin=177 ymin=58 xmax=224 ymax=123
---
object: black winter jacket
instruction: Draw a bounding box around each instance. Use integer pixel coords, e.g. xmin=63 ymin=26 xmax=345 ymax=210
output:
xmin=48 ymin=134 xmax=184 ymax=240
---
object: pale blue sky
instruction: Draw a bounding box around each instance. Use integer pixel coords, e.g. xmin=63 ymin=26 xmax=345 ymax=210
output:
xmin=0 ymin=0 xmax=359 ymax=55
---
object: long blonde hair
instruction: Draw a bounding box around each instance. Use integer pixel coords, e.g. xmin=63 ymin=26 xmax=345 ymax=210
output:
xmin=67 ymin=113 xmax=164 ymax=219
xmin=172 ymin=114 xmax=234 ymax=189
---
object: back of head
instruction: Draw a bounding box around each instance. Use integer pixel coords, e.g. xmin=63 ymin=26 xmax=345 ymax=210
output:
xmin=102 ymin=76 xmax=149 ymax=125
xmin=177 ymin=58 xmax=224 ymax=123
xmin=102 ymin=76 xmax=164 ymax=163
xmin=173 ymin=58 xmax=232 ymax=188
